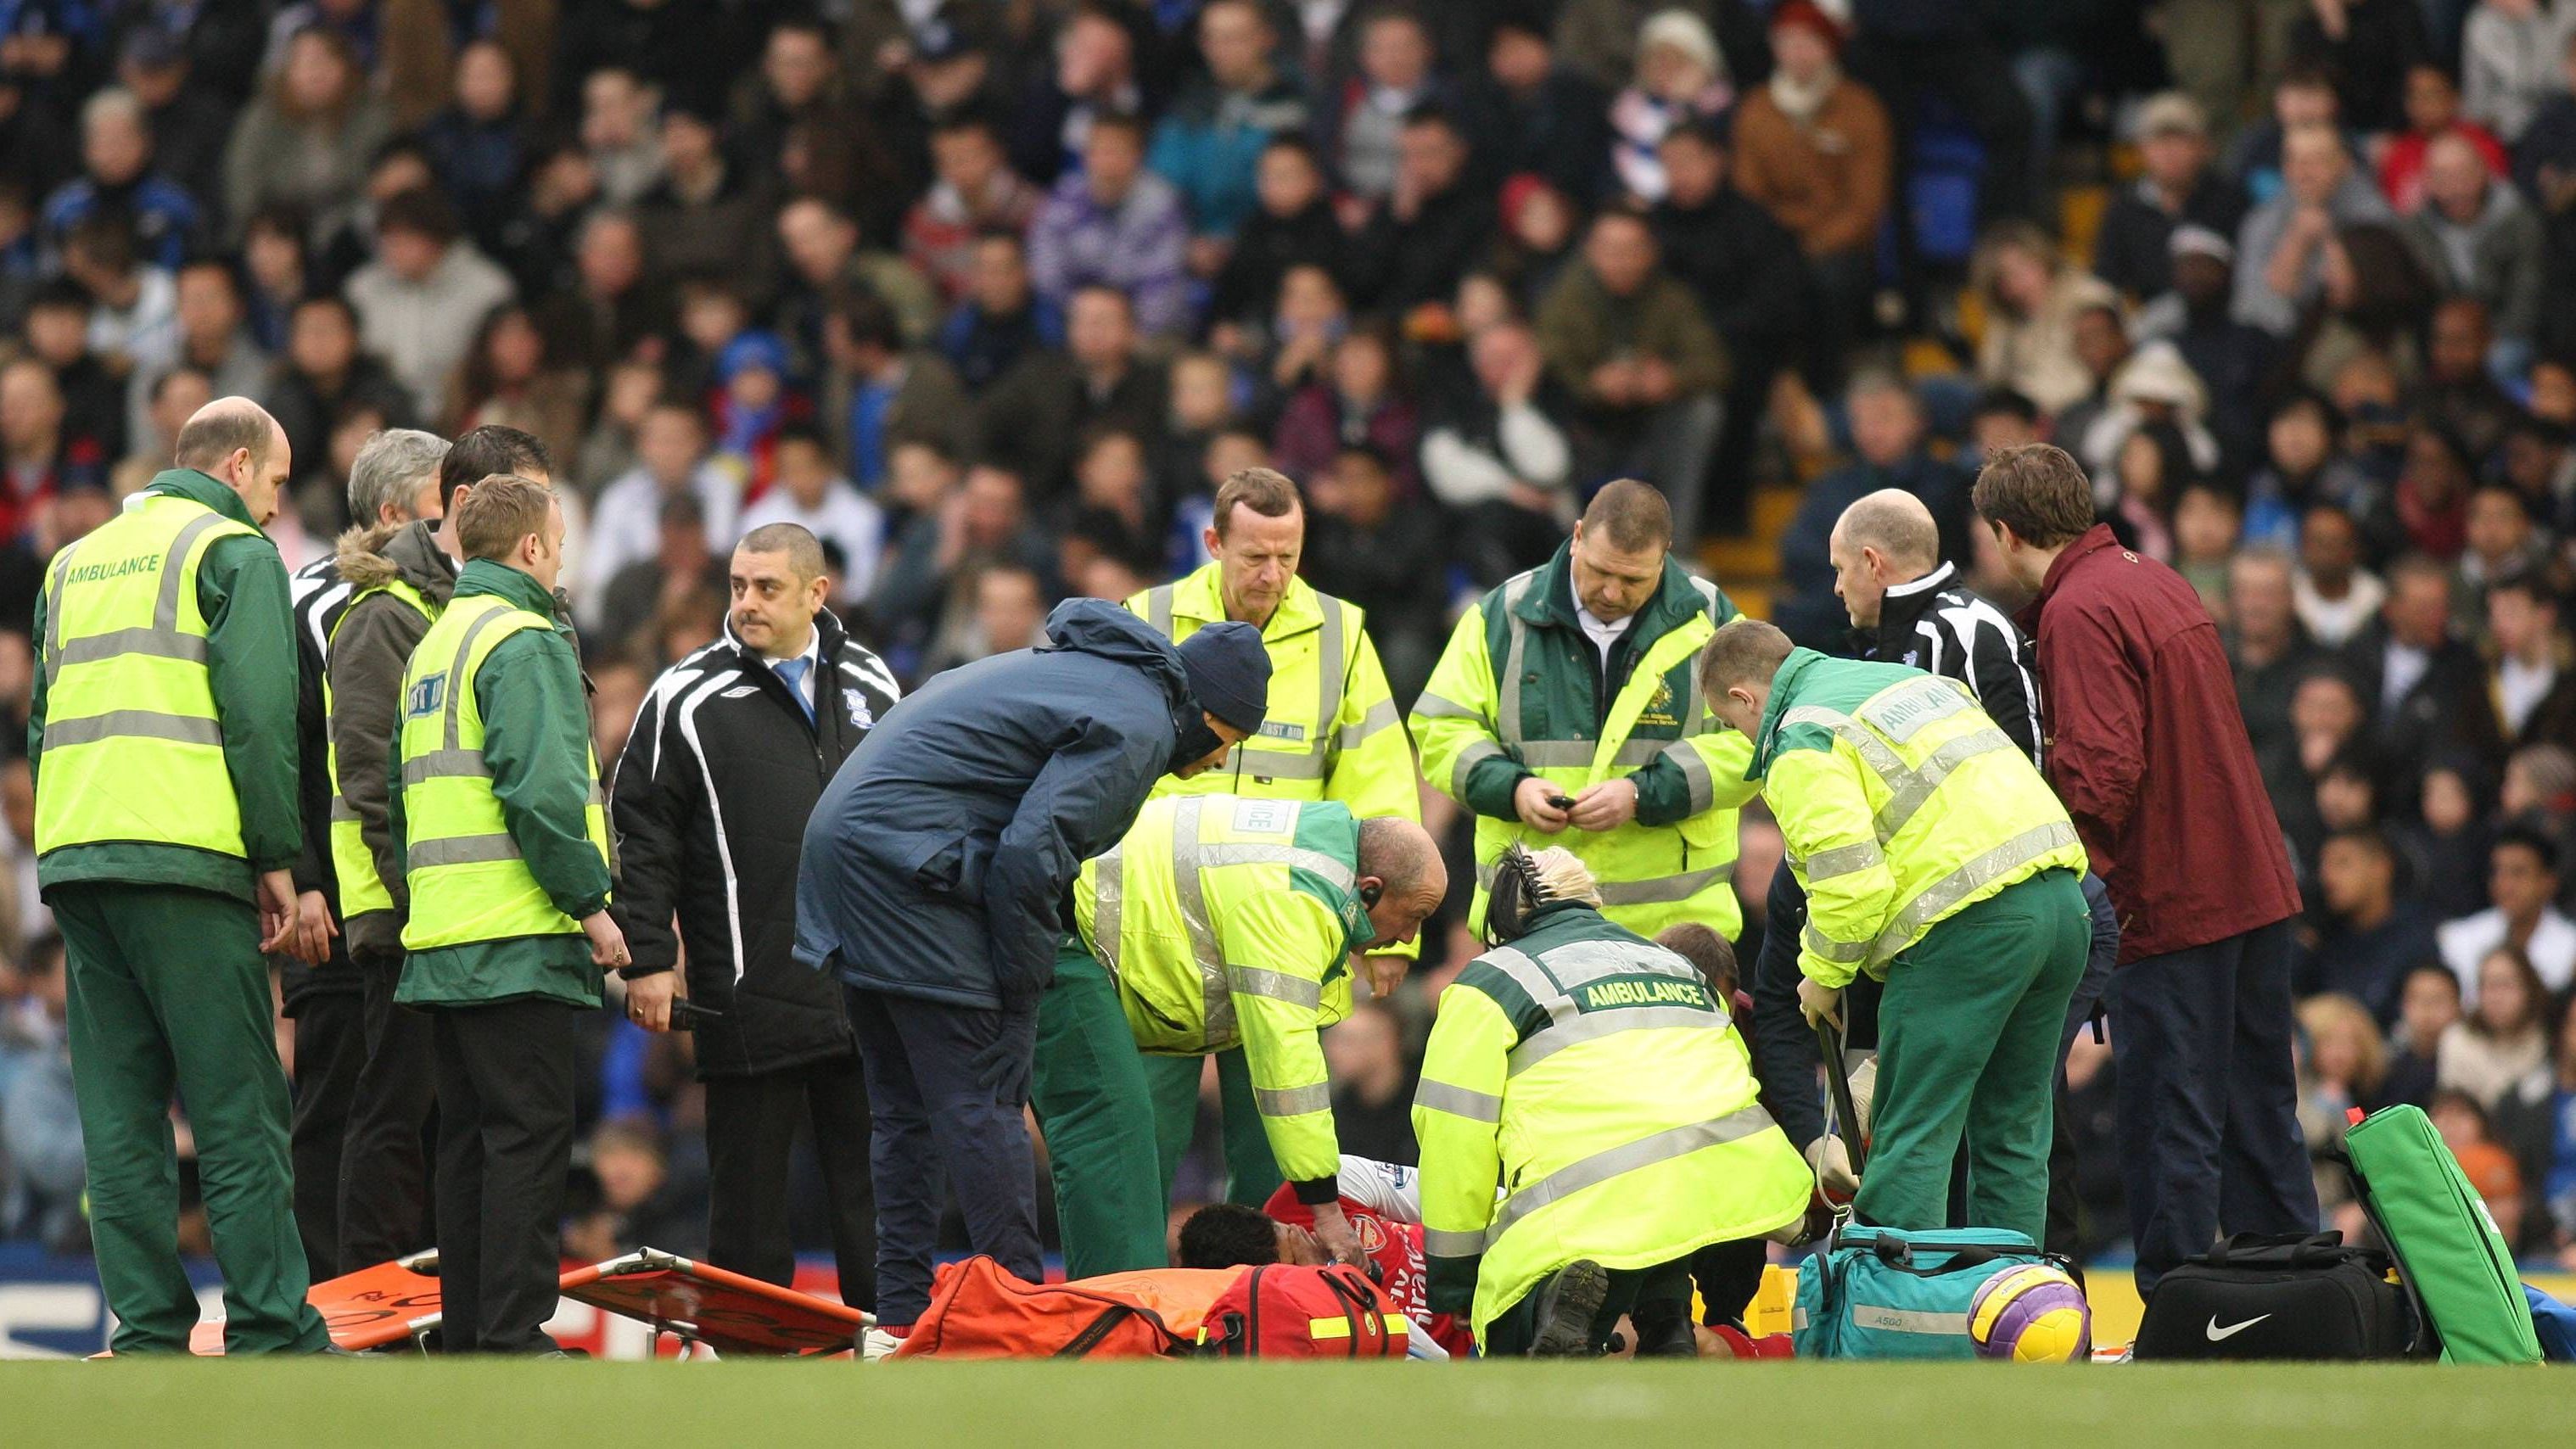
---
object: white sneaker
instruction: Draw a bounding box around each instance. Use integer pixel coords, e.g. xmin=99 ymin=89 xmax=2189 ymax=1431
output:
xmin=860 ymin=1328 xmax=905 ymax=1362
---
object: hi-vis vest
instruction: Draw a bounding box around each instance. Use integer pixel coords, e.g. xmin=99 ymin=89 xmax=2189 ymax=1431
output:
xmin=1411 ymin=909 xmax=1811 ymax=1342
xmin=1755 ymin=651 xmax=2090 ymax=988
xmin=1074 ymin=794 xmax=1365 ymax=1184
xmin=397 ymin=592 xmax=610 ymax=951
xmin=35 ymin=493 xmax=261 ymax=859
xmin=1128 ymin=568 xmax=1408 ymax=802
xmin=326 ymin=578 xmax=434 ymax=920
xmin=1413 ymin=563 xmax=1757 ymax=941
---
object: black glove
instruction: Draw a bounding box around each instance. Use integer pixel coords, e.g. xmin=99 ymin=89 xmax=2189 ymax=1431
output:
xmin=975 ymin=1000 xmax=1039 ymax=1108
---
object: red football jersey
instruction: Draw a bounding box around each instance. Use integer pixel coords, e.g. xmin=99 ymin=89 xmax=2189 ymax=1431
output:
xmin=1264 ymin=1157 xmax=1476 ymax=1358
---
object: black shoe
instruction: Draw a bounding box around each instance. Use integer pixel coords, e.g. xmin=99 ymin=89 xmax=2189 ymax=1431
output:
xmin=1630 ymin=1306 xmax=1700 ymax=1359
xmin=1526 ymin=1260 xmax=1610 ymax=1358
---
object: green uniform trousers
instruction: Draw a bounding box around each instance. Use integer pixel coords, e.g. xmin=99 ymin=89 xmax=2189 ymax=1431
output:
xmin=57 ymin=882 xmax=328 ymax=1354
xmin=1031 ymin=945 xmax=1287 ymax=1278
xmin=1139 ymin=1049 xmax=1281 ymax=1208
xmin=1853 ymin=868 xmax=2086 ymax=1245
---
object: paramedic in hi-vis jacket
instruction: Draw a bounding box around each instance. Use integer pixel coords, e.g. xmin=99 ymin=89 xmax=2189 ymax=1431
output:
xmin=1125 ymin=467 xmax=1422 ymax=1209
xmin=1031 ymin=796 xmax=1445 ymax=1279
xmin=1412 ymin=479 xmax=1757 ymax=943
xmin=1698 ymin=618 xmax=2091 ymax=1247
xmin=1412 ymin=846 xmax=1810 ymax=1357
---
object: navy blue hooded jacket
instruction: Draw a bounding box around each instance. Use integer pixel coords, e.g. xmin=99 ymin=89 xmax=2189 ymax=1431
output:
xmin=794 ymin=600 xmax=1205 ymax=1010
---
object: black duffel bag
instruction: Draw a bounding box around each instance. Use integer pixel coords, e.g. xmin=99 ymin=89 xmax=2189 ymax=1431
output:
xmin=2133 ymin=1232 xmax=2414 ymax=1361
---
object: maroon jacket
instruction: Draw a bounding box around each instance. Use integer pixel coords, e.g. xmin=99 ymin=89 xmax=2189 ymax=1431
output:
xmin=2022 ymin=525 xmax=2302 ymax=962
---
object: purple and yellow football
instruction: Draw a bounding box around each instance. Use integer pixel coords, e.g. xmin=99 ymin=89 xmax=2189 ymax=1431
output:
xmin=1968 ymin=1263 xmax=2092 ymax=1362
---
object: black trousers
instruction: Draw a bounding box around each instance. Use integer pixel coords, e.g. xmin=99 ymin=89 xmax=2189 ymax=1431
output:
xmin=845 ymin=986 xmax=1039 ymax=1326
xmin=429 ymin=998 xmax=577 ymax=1354
xmin=1483 ymin=1258 xmax=1694 ymax=1357
xmin=703 ymin=1055 xmax=877 ymax=1308
xmin=288 ymin=987 xmax=365 ymax=1282
xmin=2108 ymin=920 xmax=2318 ymax=1293
xmin=339 ymin=952 xmax=437 ymax=1268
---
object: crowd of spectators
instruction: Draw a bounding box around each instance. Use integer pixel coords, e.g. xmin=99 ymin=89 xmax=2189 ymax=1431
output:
xmin=0 ymin=0 xmax=2572 ymax=1273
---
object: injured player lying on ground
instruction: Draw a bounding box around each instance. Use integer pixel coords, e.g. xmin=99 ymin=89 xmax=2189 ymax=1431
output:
xmin=1176 ymin=1155 xmax=1474 ymax=1360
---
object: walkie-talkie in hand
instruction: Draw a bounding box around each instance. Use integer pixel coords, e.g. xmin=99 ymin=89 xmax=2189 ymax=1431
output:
xmin=668 ymin=999 xmax=726 ymax=1032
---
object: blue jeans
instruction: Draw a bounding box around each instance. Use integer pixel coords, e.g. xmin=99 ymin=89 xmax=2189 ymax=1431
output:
xmin=2108 ymin=920 xmax=2318 ymax=1292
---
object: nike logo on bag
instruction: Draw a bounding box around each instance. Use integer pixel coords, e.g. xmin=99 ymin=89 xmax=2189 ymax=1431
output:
xmin=2205 ymin=1314 xmax=2271 ymax=1341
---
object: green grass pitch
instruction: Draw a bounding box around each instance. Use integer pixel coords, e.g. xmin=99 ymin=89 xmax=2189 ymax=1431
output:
xmin=6 ymin=1360 xmax=2564 ymax=1448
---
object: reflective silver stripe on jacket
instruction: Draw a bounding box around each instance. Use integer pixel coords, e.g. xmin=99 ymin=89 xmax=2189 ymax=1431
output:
xmin=1089 ymin=842 xmax=1126 ymax=988
xmin=1168 ymin=797 xmax=1235 ymax=1046
xmin=1804 ymin=841 xmax=1885 ymax=882
xmin=1414 ymin=1079 xmax=1504 ymax=1122
xmin=1868 ymin=821 xmax=2081 ymax=965
xmin=440 ymin=603 xmax=528 ymax=752
xmin=1411 ymin=691 xmax=1480 ymax=721
xmin=1780 ymin=691 xmax=2024 ymax=842
xmin=42 ymin=709 xmax=225 ymax=747
xmin=1226 ymin=748 xmax=1328 ymax=780
xmin=1226 ymin=964 xmax=1321 ymax=1010
xmin=1253 ymin=1083 xmax=1331 ymax=1116
xmin=1314 ymin=596 xmax=1346 ymax=763
xmin=1495 ymin=573 xmax=1537 ymax=744
xmin=1516 ymin=738 xmax=1669 ymax=769
xmin=1478 ymin=938 xmax=1729 ymax=1075
xmin=52 ymin=627 xmax=209 ymax=671
xmin=1660 ymin=739 xmax=1715 ymax=814
xmin=1472 ymin=855 xmax=1731 ymax=909
xmin=1450 ymin=740 xmax=1505 ymax=798
xmin=1595 ymin=862 xmax=1732 ymax=906
xmin=1802 ymin=922 xmax=1871 ymax=964
xmin=1869 ymin=728 xmax=2019 ymax=839
xmin=408 ymin=833 xmax=523 ymax=870
xmin=1485 ymin=1105 xmax=1779 ymax=1247
xmin=1199 ymin=840 xmax=1354 ymax=892
xmin=1509 ymin=1005 xmax=1728 ymax=1077
xmin=43 ymin=509 xmax=235 ymax=686
xmin=1340 ymin=697 xmax=1400 ymax=749
xmin=1422 ymin=1227 xmax=1487 ymax=1259
xmin=1143 ymin=585 xmax=1174 ymax=637
xmin=400 ymin=748 xmax=493 ymax=784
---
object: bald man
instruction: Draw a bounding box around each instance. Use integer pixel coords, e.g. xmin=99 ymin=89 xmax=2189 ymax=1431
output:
xmin=1827 ymin=487 xmax=2041 ymax=764
xmin=31 ymin=396 xmax=333 ymax=1352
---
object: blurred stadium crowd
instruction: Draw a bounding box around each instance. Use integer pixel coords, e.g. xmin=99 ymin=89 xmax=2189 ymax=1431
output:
xmin=0 ymin=0 xmax=2572 ymax=1276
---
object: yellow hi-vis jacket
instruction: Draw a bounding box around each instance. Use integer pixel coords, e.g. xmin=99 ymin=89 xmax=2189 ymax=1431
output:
xmin=1413 ymin=904 xmax=1811 ymax=1345
xmin=1073 ymin=794 xmax=1372 ymax=1186
xmin=326 ymin=577 xmax=434 ymax=921
xmin=1750 ymin=650 xmax=2091 ymax=988
xmin=1412 ymin=541 xmax=1758 ymax=940
xmin=34 ymin=490 xmax=261 ymax=861
xmin=1131 ymin=566 xmax=1422 ymax=959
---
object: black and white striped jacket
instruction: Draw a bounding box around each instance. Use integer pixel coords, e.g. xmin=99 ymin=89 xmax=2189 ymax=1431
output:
xmin=1862 ymin=562 xmax=2045 ymax=769
xmin=609 ymin=610 xmax=899 ymax=1077
xmin=283 ymin=554 xmax=359 ymax=1008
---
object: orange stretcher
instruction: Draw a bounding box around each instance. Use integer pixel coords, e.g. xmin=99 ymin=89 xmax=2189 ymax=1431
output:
xmin=175 ymin=1251 xmax=447 ymax=1354
xmin=557 ymin=1250 xmax=866 ymax=1357
xmin=165 ymin=1248 xmax=864 ymax=1357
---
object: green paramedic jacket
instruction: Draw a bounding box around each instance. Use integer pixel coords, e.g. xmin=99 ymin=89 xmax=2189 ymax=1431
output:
xmin=1413 ymin=901 xmax=1811 ymax=1345
xmin=1072 ymin=794 xmax=1372 ymax=1190
xmin=1749 ymin=648 xmax=2091 ymax=989
xmin=1411 ymin=539 xmax=1759 ymax=941
xmin=389 ymin=559 xmax=613 ymax=1009
xmin=28 ymin=468 xmax=300 ymax=904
